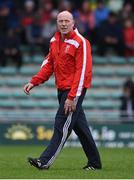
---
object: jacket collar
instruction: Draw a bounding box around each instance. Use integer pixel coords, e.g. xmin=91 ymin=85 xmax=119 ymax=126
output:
xmin=54 ymin=29 xmax=77 ymax=41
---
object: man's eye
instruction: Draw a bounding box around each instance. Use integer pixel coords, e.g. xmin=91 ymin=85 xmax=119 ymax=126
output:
xmin=58 ymin=20 xmax=70 ymax=23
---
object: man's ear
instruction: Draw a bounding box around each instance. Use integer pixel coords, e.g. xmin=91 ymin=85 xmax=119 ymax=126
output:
xmin=73 ymin=20 xmax=75 ymax=29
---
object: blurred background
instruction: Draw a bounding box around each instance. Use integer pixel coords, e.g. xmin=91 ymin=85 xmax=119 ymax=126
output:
xmin=0 ymin=0 xmax=134 ymax=147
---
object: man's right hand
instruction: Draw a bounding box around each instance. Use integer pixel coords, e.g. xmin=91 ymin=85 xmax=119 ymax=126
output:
xmin=23 ymin=83 xmax=34 ymax=95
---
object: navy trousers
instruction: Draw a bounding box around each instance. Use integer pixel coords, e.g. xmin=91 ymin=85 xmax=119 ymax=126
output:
xmin=39 ymin=89 xmax=102 ymax=168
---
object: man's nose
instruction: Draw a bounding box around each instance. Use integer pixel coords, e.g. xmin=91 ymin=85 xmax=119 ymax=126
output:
xmin=62 ymin=21 xmax=66 ymax=25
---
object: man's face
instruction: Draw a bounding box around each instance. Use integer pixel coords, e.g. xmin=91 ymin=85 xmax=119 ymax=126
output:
xmin=57 ymin=12 xmax=74 ymax=35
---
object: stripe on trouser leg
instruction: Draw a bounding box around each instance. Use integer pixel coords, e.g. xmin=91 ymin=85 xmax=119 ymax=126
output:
xmin=42 ymin=97 xmax=79 ymax=168
xmin=42 ymin=112 xmax=73 ymax=167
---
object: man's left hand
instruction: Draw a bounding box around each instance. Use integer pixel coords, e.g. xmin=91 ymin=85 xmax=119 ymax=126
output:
xmin=64 ymin=98 xmax=76 ymax=115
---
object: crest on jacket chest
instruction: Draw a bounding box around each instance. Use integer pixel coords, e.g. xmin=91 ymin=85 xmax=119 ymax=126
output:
xmin=65 ymin=44 xmax=70 ymax=53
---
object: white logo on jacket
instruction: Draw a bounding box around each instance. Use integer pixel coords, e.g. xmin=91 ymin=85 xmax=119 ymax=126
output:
xmin=65 ymin=45 xmax=70 ymax=53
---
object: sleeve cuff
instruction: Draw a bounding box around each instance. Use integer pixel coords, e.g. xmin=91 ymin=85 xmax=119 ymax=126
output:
xmin=30 ymin=79 xmax=39 ymax=86
xmin=67 ymin=95 xmax=75 ymax=101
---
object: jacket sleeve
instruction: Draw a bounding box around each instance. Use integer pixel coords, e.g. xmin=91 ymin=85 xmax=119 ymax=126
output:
xmin=67 ymin=40 xmax=92 ymax=100
xmin=30 ymin=51 xmax=54 ymax=86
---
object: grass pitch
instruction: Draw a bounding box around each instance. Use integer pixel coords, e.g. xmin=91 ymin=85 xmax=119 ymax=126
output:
xmin=0 ymin=146 xmax=134 ymax=179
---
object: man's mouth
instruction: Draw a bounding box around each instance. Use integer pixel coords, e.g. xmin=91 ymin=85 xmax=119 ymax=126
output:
xmin=61 ymin=28 xmax=67 ymax=30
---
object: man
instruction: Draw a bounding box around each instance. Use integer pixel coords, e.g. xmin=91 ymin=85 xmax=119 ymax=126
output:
xmin=97 ymin=11 xmax=124 ymax=56
xmin=120 ymin=78 xmax=134 ymax=121
xmin=24 ymin=11 xmax=102 ymax=170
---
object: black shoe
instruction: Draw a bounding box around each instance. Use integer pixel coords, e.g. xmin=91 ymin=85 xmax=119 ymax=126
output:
xmin=83 ymin=164 xmax=101 ymax=170
xmin=28 ymin=157 xmax=49 ymax=170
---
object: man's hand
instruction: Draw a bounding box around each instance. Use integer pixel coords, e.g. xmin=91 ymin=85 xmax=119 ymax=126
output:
xmin=23 ymin=83 xmax=34 ymax=95
xmin=64 ymin=98 xmax=76 ymax=115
